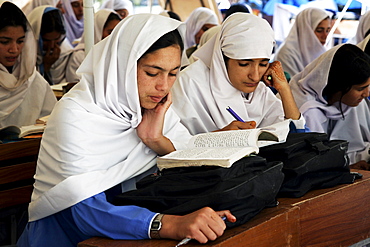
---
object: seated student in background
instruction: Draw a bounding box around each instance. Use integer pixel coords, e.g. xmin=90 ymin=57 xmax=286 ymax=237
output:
xmin=66 ymin=9 xmax=121 ymax=83
xmin=159 ymin=10 xmax=181 ymax=21
xmin=171 ymin=13 xmax=305 ymax=135
xmin=60 ymin=0 xmax=84 ymax=46
xmin=28 ymin=6 xmax=73 ymax=85
xmin=184 ymin=7 xmax=219 ymax=58
xmin=348 ymin=10 xmax=370 ymax=44
xmin=0 ymin=1 xmax=56 ymax=128
xmin=288 ymin=43 xmax=370 ymax=169
xmin=100 ymin=0 xmax=133 ymax=19
xmin=274 ymin=7 xmax=332 ymax=78
xmin=17 ymin=14 xmax=235 ymax=247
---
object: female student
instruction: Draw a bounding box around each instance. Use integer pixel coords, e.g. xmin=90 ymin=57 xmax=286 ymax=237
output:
xmin=28 ymin=6 xmax=73 ymax=85
xmin=66 ymin=9 xmax=121 ymax=83
xmin=0 ymin=1 xmax=56 ymax=128
xmin=17 ymin=14 xmax=235 ymax=247
xmin=348 ymin=10 xmax=370 ymax=44
xmin=184 ymin=7 xmax=219 ymax=58
xmin=100 ymin=0 xmax=133 ymax=19
xmin=60 ymin=0 xmax=84 ymax=46
xmin=274 ymin=7 xmax=332 ymax=78
xmin=288 ymin=43 xmax=370 ymax=167
xmin=171 ymin=13 xmax=305 ymax=135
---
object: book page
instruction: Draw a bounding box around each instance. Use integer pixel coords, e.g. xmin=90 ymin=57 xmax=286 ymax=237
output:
xmin=159 ymin=147 xmax=256 ymax=160
xmin=260 ymin=119 xmax=291 ymax=142
xmin=188 ymin=129 xmax=261 ymax=148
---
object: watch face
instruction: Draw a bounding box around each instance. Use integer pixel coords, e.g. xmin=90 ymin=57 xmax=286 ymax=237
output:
xmin=151 ymin=221 xmax=161 ymax=230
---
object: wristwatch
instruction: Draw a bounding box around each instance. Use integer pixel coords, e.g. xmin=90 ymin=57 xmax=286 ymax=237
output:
xmin=150 ymin=213 xmax=164 ymax=239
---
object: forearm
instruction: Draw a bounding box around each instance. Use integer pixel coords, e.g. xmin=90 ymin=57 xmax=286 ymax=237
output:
xmin=277 ymin=86 xmax=301 ymax=120
xmin=141 ymin=135 xmax=175 ymax=156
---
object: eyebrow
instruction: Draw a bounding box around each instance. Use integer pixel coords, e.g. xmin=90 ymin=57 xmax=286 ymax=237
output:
xmin=143 ymin=65 xmax=181 ymax=71
xmin=0 ymin=35 xmax=25 ymax=40
xmin=240 ymin=59 xmax=270 ymax=62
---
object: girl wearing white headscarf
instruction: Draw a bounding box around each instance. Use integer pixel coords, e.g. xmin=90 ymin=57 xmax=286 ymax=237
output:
xmin=185 ymin=7 xmax=219 ymax=57
xmin=172 ymin=13 xmax=305 ymax=135
xmin=348 ymin=10 xmax=370 ymax=45
xmin=0 ymin=1 xmax=56 ymax=128
xmin=17 ymin=13 xmax=235 ymax=247
xmin=61 ymin=0 xmax=84 ymax=46
xmin=100 ymin=0 xmax=133 ymax=19
xmin=66 ymin=9 xmax=121 ymax=83
xmin=288 ymin=44 xmax=370 ymax=166
xmin=274 ymin=7 xmax=331 ymax=78
xmin=28 ymin=6 xmax=73 ymax=85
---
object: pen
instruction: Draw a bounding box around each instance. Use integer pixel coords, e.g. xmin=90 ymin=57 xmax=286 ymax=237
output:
xmin=175 ymin=217 xmax=227 ymax=247
xmin=226 ymin=106 xmax=245 ymax=122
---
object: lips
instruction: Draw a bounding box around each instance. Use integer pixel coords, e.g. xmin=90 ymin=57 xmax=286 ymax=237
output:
xmin=150 ymin=96 xmax=164 ymax=103
xmin=6 ymin=56 xmax=17 ymax=62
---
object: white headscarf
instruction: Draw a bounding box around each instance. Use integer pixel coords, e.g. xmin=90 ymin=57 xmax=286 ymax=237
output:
xmin=350 ymin=10 xmax=370 ymax=44
xmin=100 ymin=0 xmax=133 ymax=15
xmin=274 ymin=7 xmax=330 ymax=77
xmin=0 ymin=2 xmax=38 ymax=120
xmin=184 ymin=7 xmax=219 ymax=49
xmin=357 ymin=34 xmax=370 ymax=52
xmin=28 ymin=13 xmax=190 ymax=221
xmin=172 ymin=13 xmax=283 ymax=134
xmin=28 ymin=5 xmax=73 ymax=84
xmin=61 ymin=0 xmax=84 ymax=44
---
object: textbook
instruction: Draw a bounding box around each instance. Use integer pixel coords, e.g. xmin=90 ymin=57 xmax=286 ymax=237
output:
xmin=0 ymin=116 xmax=50 ymax=140
xmin=157 ymin=120 xmax=291 ymax=170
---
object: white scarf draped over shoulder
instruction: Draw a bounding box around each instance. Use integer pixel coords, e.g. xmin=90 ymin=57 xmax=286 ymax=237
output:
xmin=29 ymin=14 xmax=190 ymax=221
xmin=274 ymin=7 xmax=329 ymax=77
xmin=172 ymin=13 xmax=282 ymax=135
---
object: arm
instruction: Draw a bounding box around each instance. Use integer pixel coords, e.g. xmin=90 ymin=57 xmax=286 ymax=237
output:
xmin=262 ymin=61 xmax=300 ymax=120
xmin=215 ymin=120 xmax=256 ymax=132
xmin=137 ymin=92 xmax=176 ymax=156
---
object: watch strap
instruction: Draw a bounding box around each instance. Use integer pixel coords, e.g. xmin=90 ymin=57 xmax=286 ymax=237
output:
xmin=150 ymin=213 xmax=164 ymax=239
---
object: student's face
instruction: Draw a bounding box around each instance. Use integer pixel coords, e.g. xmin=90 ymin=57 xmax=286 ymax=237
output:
xmin=314 ymin=18 xmax=331 ymax=45
xmin=42 ymin=31 xmax=65 ymax=52
xmin=0 ymin=26 xmax=25 ymax=68
xmin=342 ymin=78 xmax=370 ymax=107
xmin=71 ymin=0 xmax=83 ymax=20
xmin=194 ymin=24 xmax=216 ymax=45
xmin=225 ymin=57 xmax=269 ymax=93
xmin=137 ymin=45 xmax=181 ymax=110
xmin=115 ymin=9 xmax=129 ymax=19
xmin=102 ymin=19 xmax=121 ymax=39
xmin=56 ymin=0 xmax=65 ymax=14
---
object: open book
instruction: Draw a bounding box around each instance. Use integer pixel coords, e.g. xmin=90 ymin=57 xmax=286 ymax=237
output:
xmin=0 ymin=116 xmax=49 ymax=140
xmin=157 ymin=120 xmax=291 ymax=170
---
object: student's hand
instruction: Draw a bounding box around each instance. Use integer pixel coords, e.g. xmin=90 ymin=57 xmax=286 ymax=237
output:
xmin=137 ymin=92 xmax=175 ymax=155
xmin=349 ymin=160 xmax=370 ymax=170
xmin=262 ymin=61 xmax=289 ymax=92
xmin=217 ymin=120 xmax=256 ymax=131
xmin=159 ymin=207 xmax=236 ymax=243
xmin=43 ymin=43 xmax=61 ymax=72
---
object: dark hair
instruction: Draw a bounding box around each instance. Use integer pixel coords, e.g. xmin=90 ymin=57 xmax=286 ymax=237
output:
xmin=324 ymin=44 xmax=370 ymax=114
xmin=141 ymin=29 xmax=184 ymax=58
xmin=104 ymin=12 xmax=121 ymax=29
xmin=167 ymin=11 xmax=181 ymax=21
xmin=0 ymin=2 xmax=27 ymax=33
xmin=223 ymin=4 xmax=250 ymax=22
xmin=365 ymin=28 xmax=370 ymax=39
xmin=40 ymin=8 xmax=66 ymax=35
xmin=365 ymin=39 xmax=370 ymax=56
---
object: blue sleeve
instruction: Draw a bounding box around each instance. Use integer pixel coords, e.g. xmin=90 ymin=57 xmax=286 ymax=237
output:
xmin=71 ymin=192 xmax=156 ymax=240
xmin=289 ymin=120 xmax=310 ymax=133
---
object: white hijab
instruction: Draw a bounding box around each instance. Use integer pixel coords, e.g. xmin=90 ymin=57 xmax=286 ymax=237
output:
xmin=357 ymin=31 xmax=370 ymax=51
xmin=350 ymin=10 xmax=370 ymax=44
xmin=28 ymin=5 xmax=73 ymax=84
xmin=29 ymin=13 xmax=190 ymax=221
xmin=0 ymin=1 xmax=39 ymax=120
xmin=61 ymin=0 xmax=84 ymax=44
xmin=100 ymin=0 xmax=133 ymax=15
xmin=184 ymin=7 xmax=219 ymax=49
xmin=172 ymin=13 xmax=282 ymax=134
xmin=274 ymin=7 xmax=330 ymax=77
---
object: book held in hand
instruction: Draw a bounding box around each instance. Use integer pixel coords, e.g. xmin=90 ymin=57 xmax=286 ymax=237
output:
xmin=157 ymin=120 xmax=291 ymax=170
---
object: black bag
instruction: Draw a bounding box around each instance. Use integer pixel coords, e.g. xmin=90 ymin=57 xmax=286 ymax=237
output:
xmin=113 ymin=156 xmax=284 ymax=228
xmin=258 ymin=132 xmax=361 ymax=198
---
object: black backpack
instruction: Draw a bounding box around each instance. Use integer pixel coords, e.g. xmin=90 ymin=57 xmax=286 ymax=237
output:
xmin=113 ymin=156 xmax=284 ymax=228
xmin=258 ymin=132 xmax=361 ymax=197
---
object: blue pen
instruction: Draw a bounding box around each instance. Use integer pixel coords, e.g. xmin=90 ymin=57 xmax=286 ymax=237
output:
xmin=175 ymin=217 xmax=227 ymax=247
xmin=226 ymin=106 xmax=245 ymax=122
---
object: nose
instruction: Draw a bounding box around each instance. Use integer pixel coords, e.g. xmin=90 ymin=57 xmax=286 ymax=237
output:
xmin=363 ymin=88 xmax=370 ymax=98
xmin=8 ymin=42 xmax=19 ymax=53
xmin=155 ymin=75 xmax=171 ymax=92
xmin=248 ymin=65 xmax=260 ymax=83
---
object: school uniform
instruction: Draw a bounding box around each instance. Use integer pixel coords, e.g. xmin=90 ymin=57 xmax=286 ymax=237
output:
xmin=274 ymin=8 xmax=330 ymax=78
xmin=28 ymin=6 xmax=74 ymax=85
xmin=172 ymin=13 xmax=305 ymax=135
xmin=0 ymin=2 xmax=56 ymax=128
xmin=17 ymin=14 xmax=191 ymax=246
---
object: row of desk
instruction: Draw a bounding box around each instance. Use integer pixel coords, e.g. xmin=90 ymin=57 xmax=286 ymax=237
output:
xmin=78 ymin=169 xmax=370 ymax=247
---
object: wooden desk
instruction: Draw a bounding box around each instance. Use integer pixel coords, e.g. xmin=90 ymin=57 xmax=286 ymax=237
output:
xmin=78 ymin=170 xmax=370 ymax=247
